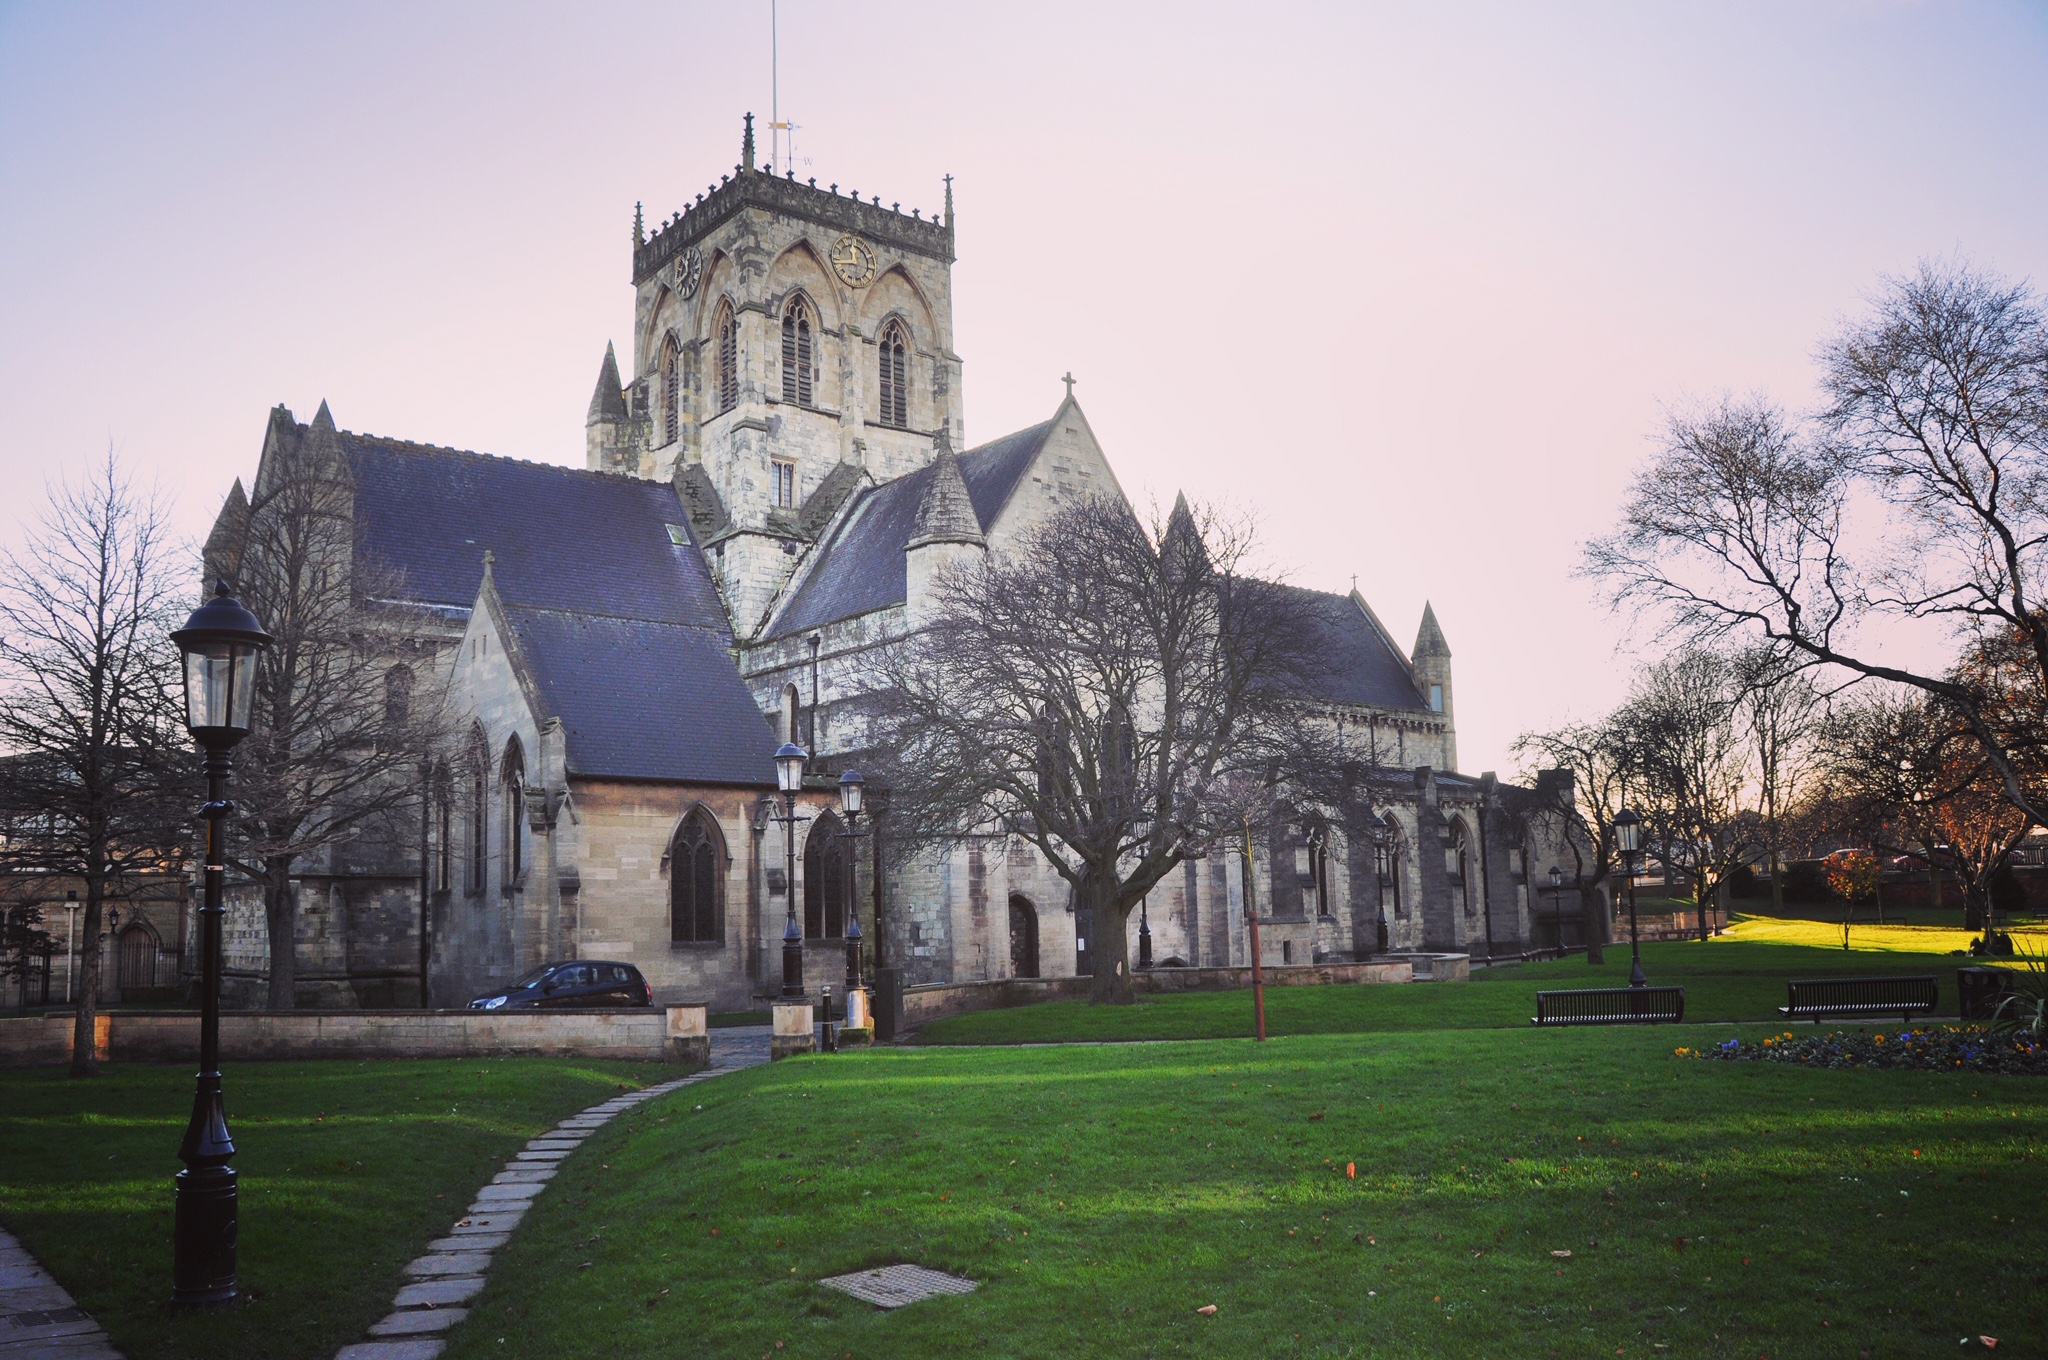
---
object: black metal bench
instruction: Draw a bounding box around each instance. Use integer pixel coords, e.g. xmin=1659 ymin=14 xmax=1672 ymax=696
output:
xmin=1531 ymin=986 xmax=1686 ymax=1026
xmin=1780 ymin=975 xmax=1937 ymax=1024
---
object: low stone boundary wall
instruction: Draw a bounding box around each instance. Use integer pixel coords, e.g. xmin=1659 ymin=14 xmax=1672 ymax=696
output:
xmin=901 ymin=960 xmax=1417 ymax=1027
xmin=0 ymin=1006 xmax=711 ymax=1068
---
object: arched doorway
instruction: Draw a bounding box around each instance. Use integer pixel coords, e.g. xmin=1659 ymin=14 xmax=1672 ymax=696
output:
xmin=1009 ymin=896 xmax=1040 ymax=979
xmin=117 ymin=923 xmax=158 ymax=991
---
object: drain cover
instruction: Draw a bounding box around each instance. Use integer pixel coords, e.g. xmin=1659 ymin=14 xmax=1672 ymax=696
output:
xmin=819 ymin=1263 xmax=978 ymax=1309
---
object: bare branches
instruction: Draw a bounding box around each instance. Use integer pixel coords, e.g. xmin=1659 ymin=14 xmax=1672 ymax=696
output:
xmin=872 ymin=496 xmax=1317 ymax=1002
xmin=1587 ymin=262 xmax=2048 ymax=827
xmin=0 ymin=448 xmax=193 ymax=1071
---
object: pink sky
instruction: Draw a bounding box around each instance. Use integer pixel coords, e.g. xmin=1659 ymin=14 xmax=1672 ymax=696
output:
xmin=2 ymin=1 xmax=2044 ymax=776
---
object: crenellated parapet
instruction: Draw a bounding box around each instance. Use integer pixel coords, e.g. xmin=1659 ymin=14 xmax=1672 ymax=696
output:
xmin=634 ymin=162 xmax=954 ymax=286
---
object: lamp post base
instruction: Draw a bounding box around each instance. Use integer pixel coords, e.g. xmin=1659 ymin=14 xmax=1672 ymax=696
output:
xmin=1628 ymin=956 xmax=1648 ymax=988
xmin=171 ymin=1163 xmax=238 ymax=1306
xmin=780 ymin=935 xmax=805 ymax=1000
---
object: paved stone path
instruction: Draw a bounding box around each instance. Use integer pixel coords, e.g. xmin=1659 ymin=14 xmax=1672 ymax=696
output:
xmin=335 ymin=1026 xmax=770 ymax=1360
xmin=0 ymin=1227 xmax=120 ymax=1360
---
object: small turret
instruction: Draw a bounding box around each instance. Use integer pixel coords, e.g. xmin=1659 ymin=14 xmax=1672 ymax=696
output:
xmin=905 ymin=442 xmax=985 ymax=626
xmin=742 ymin=112 xmax=755 ymax=173
xmin=1411 ymin=602 xmax=1455 ymax=770
xmin=202 ymin=479 xmax=250 ymax=590
xmin=585 ymin=343 xmax=629 ymax=472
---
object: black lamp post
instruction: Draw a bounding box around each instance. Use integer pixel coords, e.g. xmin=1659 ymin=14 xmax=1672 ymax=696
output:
xmin=168 ymin=581 xmax=270 ymax=1306
xmin=775 ymin=742 xmax=808 ymax=1000
xmin=1547 ymin=865 xmax=1563 ymax=957
xmin=1135 ymin=810 xmax=1154 ymax=970
xmin=1613 ymin=807 xmax=1647 ymax=987
xmin=837 ymin=769 xmax=866 ymax=1005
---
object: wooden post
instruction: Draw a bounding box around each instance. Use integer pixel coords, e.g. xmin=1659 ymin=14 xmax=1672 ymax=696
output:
xmin=1241 ymin=819 xmax=1266 ymax=1042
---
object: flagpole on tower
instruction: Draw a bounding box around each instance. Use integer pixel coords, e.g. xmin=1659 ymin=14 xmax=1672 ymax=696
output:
xmin=770 ymin=0 xmax=779 ymax=173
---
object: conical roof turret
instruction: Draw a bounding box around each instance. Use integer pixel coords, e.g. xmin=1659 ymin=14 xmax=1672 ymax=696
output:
xmin=907 ymin=443 xmax=984 ymax=549
xmin=587 ymin=343 xmax=627 ymax=425
xmin=1413 ymin=601 xmax=1450 ymax=660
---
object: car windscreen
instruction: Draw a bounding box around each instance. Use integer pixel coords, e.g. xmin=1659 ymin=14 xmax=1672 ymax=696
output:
xmin=510 ymin=965 xmax=555 ymax=990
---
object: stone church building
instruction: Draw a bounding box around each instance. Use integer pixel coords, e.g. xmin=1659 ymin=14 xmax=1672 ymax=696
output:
xmin=205 ymin=119 xmax=1590 ymax=1010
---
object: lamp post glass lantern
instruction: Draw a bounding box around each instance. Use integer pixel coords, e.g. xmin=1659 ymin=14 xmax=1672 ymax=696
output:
xmin=775 ymin=742 xmax=808 ymax=999
xmin=1612 ymin=807 xmax=1647 ymax=987
xmin=837 ymin=769 xmax=868 ymax=1025
xmin=168 ymin=581 xmax=271 ymax=1306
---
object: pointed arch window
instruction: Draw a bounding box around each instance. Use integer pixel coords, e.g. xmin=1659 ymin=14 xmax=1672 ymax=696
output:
xmin=803 ymin=810 xmax=849 ymax=939
xmin=502 ymin=737 xmax=526 ymax=891
xmin=780 ymin=296 xmax=815 ymax=407
xmin=467 ymin=727 xmax=489 ymax=895
xmin=1448 ymin=821 xmax=1473 ymax=916
xmin=661 ymin=334 xmax=682 ymax=444
xmin=716 ymin=303 xmax=738 ymax=414
xmin=878 ymin=319 xmax=909 ymax=428
xmin=670 ymin=808 xmax=727 ymax=943
xmin=1379 ymin=818 xmax=1406 ymax=919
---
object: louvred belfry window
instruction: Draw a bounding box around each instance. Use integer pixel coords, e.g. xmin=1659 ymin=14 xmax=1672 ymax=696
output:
xmin=781 ymin=296 xmax=815 ymax=406
xmin=716 ymin=304 xmax=738 ymax=413
xmin=661 ymin=336 xmax=681 ymax=443
xmin=878 ymin=320 xmax=908 ymax=428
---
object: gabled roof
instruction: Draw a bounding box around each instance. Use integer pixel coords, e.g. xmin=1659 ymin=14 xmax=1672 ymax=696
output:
xmin=339 ymin=432 xmax=729 ymax=634
xmin=1282 ymin=585 xmax=1431 ymax=711
xmin=499 ymin=605 xmax=771 ymax=785
xmin=765 ymin=416 xmax=1053 ymax=639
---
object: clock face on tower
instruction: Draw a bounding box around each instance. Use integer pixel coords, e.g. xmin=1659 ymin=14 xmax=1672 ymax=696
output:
xmin=830 ymin=234 xmax=877 ymax=288
xmin=672 ymin=247 xmax=703 ymax=299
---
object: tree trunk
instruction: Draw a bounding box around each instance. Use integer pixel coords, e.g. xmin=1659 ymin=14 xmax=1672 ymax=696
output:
xmin=264 ymin=857 xmax=297 ymax=1010
xmin=1770 ymin=851 xmax=1784 ymax=915
xmin=1963 ymin=880 xmax=1985 ymax=933
xmin=67 ymin=883 xmax=104 ymax=1078
xmin=1086 ymin=875 xmax=1135 ymax=1005
xmin=1698 ymin=875 xmax=1713 ymax=943
xmin=1580 ymin=885 xmax=1605 ymax=965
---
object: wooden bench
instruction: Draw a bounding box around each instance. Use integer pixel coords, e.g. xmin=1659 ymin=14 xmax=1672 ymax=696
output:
xmin=1531 ymin=986 xmax=1686 ymax=1026
xmin=1780 ymin=975 xmax=1938 ymax=1024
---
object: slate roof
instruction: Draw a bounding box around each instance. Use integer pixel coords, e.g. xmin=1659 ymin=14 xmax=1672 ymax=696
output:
xmin=332 ymin=429 xmax=770 ymax=785
xmin=500 ymin=606 xmax=772 ymax=785
xmin=765 ymin=417 xmax=1053 ymax=638
xmin=341 ymin=433 xmax=728 ymax=632
xmin=1282 ymin=585 xmax=1431 ymax=711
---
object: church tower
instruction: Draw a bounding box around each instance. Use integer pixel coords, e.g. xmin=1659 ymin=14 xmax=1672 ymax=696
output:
xmin=585 ymin=115 xmax=964 ymax=634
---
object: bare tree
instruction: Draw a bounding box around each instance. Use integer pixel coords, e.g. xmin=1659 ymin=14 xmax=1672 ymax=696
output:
xmin=1733 ymin=646 xmax=1824 ymax=914
xmin=215 ymin=423 xmax=449 ymax=1008
xmin=1586 ymin=262 xmax=2048 ymax=826
xmin=874 ymin=496 xmax=1317 ymax=1003
xmin=1619 ymin=649 xmax=1754 ymax=939
xmin=1511 ymin=719 xmax=1626 ymax=963
xmin=0 ymin=451 xmax=193 ymax=1074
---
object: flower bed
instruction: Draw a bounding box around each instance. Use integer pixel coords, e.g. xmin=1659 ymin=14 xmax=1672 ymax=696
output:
xmin=1677 ymin=1026 xmax=2048 ymax=1075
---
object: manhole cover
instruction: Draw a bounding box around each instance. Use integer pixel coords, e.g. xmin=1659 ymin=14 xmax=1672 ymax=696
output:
xmin=819 ymin=1263 xmax=978 ymax=1310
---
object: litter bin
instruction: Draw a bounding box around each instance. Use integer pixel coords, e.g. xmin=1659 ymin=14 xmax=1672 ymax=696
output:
xmin=1957 ymin=966 xmax=2017 ymax=1022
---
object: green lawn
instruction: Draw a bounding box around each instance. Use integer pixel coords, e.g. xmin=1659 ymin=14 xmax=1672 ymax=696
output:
xmin=0 ymin=1056 xmax=666 ymax=1360
xmin=913 ymin=936 xmax=1990 ymax=1045
xmin=440 ymin=1026 xmax=2047 ymax=1359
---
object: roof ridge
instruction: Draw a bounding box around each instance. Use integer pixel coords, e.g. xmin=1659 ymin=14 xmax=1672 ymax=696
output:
xmin=335 ymin=428 xmax=656 ymax=483
xmin=496 ymin=597 xmax=734 ymax=636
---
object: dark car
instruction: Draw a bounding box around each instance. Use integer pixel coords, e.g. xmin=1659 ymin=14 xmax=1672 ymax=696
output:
xmin=468 ymin=960 xmax=652 ymax=1011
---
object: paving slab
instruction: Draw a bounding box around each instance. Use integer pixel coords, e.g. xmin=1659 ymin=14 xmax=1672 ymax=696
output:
xmin=404 ymin=1252 xmax=494 ymax=1278
xmin=0 ymin=1226 xmax=122 ymax=1359
xmin=336 ymin=1340 xmax=445 ymax=1360
xmin=446 ymin=1210 xmax=523 ymax=1235
xmin=473 ymin=1183 xmax=539 ymax=1203
xmin=491 ymin=1166 xmax=555 ymax=1185
xmin=368 ymin=1308 xmax=468 ymax=1337
xmin=428 ymin=1233 xmax=509 ymax=1252
xmin=392 ymin=1276 xmax=486 ymax=1308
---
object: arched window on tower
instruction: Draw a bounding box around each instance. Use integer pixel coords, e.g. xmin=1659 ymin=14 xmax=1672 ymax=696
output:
xmin=803 ymin=810 xmax=849 ymax=939
xmin=502 ymin=736 xmax=526 ymax=891
xmin=669 ymin=807 xmax=727 ymax=943
xmin=715 ymin=303 xmax=738 ymax=414
xmin=467 ymin=727 xmax=489 ymax=895
xmin=877 ymin=319 xmax=909 ymax=428
xmin=780 ymin=296 xmax=815 ymax=406
xmin=661 ymin=334 xmax=682 ymax=444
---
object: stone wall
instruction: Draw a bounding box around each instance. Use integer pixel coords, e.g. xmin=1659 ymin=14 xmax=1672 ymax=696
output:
xmin=0 ymin=1006 xmax=711 ymax=1068
xmin=899 ymin=959 xmax=1418 ymax=1027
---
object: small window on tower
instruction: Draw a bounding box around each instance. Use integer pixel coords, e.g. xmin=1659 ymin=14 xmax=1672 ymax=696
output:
xmin=1430 ymin=684 xmax=1444 ymax=713
xmin=772 ymin=460 xmax=796 ymax=509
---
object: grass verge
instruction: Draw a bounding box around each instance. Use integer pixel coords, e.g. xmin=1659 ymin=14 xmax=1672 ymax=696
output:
xmin=440 ymin=1026 xmax=2046 ymax=1359
xmin=0 ymin=1056 xmax=665 ymax=1360
xmin=913 ymin=937 xmax=1983 ymax=1045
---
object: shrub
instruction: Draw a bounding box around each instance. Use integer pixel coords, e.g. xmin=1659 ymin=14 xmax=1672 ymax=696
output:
xmin=1724 ymin=863 xmax=1759 ymax=898
xmin=1681 ymin=1026 xmax=2046 ymax=1075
